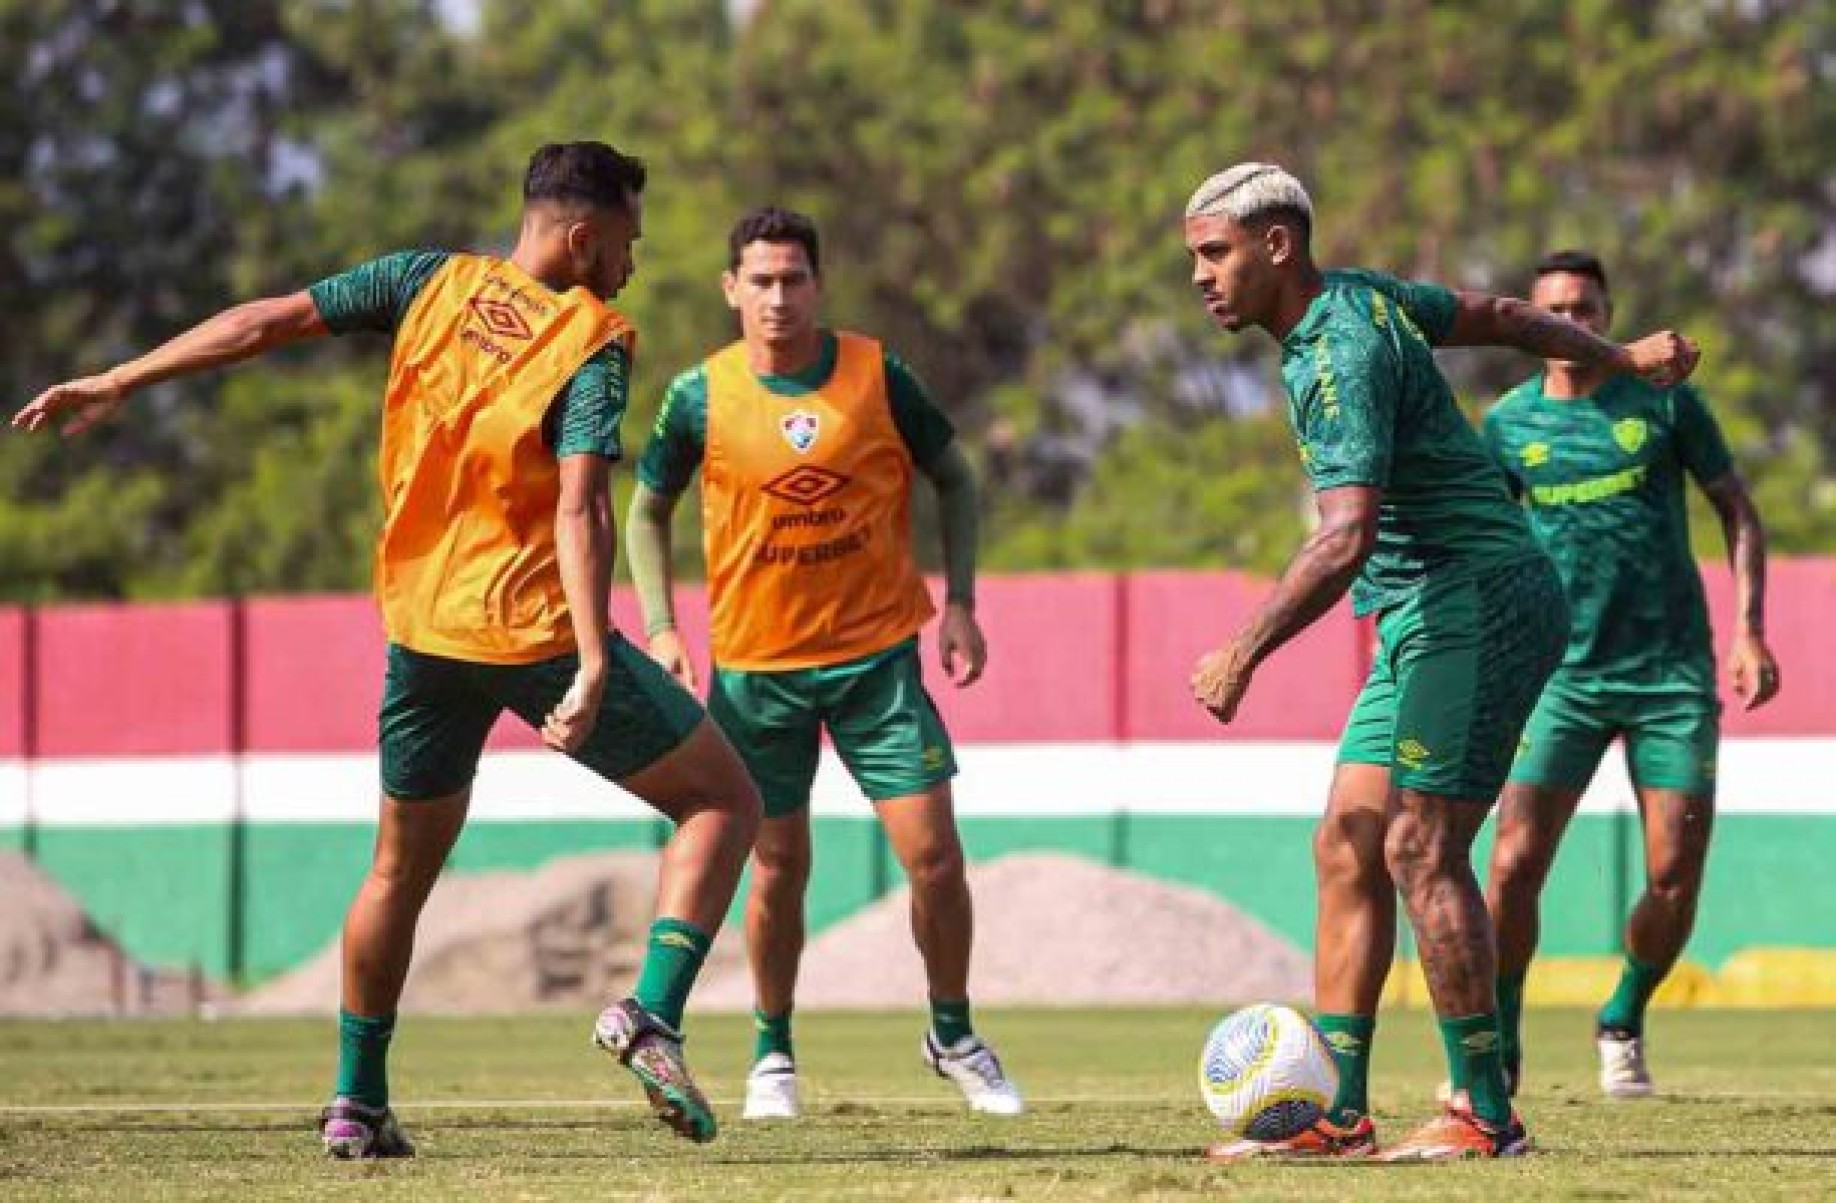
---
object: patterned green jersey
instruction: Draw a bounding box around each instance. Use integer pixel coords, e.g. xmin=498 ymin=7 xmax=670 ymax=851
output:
xmin=1280 ymin=269 xmax=1543 ymax=617
xmin=1482 ymin=375 xmax=1733 ymax=682
xmin=307 ymin=250 xmax=630 ymax=460
xmin=637 ymin=330 xmax=955 ymax=494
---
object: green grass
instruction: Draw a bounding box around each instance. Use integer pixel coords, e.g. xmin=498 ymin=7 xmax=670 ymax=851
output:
xmin=2 ymin=1008 xmax=1832 ymax=1201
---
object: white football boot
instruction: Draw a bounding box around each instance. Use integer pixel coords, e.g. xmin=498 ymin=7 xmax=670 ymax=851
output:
xmin=742 ymin=1051 xmax=801 ymax=1120
xmin=1597 ymin=1030 xmax=1655 ymax=1099
xmin=921 ymin=1031 xmax=1024 ymax=1116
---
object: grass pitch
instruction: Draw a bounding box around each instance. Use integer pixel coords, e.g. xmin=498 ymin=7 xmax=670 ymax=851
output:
xmin=1 ymin=1007 xmax=1832 ymax=1201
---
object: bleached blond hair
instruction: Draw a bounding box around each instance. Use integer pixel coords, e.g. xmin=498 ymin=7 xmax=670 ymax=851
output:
xmin=1184 ymin=163 xmax=1313 ymax=231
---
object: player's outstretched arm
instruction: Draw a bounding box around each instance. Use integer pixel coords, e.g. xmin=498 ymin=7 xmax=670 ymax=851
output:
xmin=1440 ymin=292 xmax=1699 ymax=388
xmin=12 ymin=291 xmax=327 ymax=436
xmin=546 ymin=454 xmax=616 ymax=753
xmin=921 ymin=442 xmax=986 ymax=688
xmin=1191 ymin=485 xmax=1379 ymax=724
xmin=1702 ymin=472 xmax=1780 ymax=711
xmin=626 ymin=482 xmax=696 ymax=691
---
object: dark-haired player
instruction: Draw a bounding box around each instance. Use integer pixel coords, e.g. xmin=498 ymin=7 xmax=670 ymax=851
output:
xmin=14 ymin=142 xmax=762 ymax=1153
xmin=1481 ymin=249 xmax=1777 ymax=1099
xmin=626 ymin=206 xmax=1020 ymax=1120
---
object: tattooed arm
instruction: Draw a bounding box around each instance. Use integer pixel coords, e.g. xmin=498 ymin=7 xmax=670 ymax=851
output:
xmin=1191 ymin=484 xmax=1379 ymax=723
xmin=1443 ymin=293 xmax=1699 ymax=387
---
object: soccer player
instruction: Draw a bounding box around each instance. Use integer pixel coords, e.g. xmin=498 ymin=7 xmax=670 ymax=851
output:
xmin=1181 ymin=164 xmax=1700 ymax=1161
xmin=625 ymin=206 xmax=1022 ymax=1120
xmin=1481 ymin=250 xmax=1778 ymax=1099
xmin=12 ymin=143 xmax=763 ymax=1154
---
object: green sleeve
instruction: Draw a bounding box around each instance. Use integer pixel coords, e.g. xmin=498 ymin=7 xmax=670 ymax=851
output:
xmin=626 ymin=483 xmax=681 ymax=637
xmin=547 ymin=341 xmax=632 ymax=461
xmin=921 ymin=441 xmax=979 ymax=606
xmin=306 ymin=250 xmax=448 ymax=335
xmin=1353 ymin=269 xmax=1458 ymax=346
xmin=885 ymin=351 xmax=956 ymax=468
xmin=1671 ymin=384 xmax=1735 ymax=486
xmin=635 ymin=366 xmax=709 ymax=494
xmin=1293 ymin=330 xmax=1396 ymax=491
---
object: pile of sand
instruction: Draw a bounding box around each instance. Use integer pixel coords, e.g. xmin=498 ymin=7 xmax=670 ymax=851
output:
xmin=693 ymin=852 xmax=1309 ymax=1009
xmin=239 ymin=849 xmax=1306 ymax=1014
xmin=237 ymin=850 xmax=742 ymax=1015
xmin=0 ymin=851 xmax=209 ymax=1016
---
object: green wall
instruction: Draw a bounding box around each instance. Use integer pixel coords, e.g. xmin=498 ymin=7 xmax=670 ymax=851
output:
xmin=5 ymin=813 xmax=1830 ymax=984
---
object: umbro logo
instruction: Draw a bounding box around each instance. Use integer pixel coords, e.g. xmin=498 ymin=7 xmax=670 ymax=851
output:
xmin=763 ymin=464 xmax=850 ymax=507
xmin=1396 ymin=738 xmax=1432 ymax=769
xmin=467 ymin=296 xmax=532 ymax=340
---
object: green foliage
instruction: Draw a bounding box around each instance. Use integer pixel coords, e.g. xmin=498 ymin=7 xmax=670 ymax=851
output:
xmin=985 ymin=415 xmax=1310 ymax=573
xmin=1 ymin=1 xmax=1832 ymax=599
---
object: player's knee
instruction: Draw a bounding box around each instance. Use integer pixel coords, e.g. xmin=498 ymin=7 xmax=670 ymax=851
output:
xmin=753 ymin=833 xmax=813 ymax=893
xmin=1646 ymin=857 xmax=1704 ymax=911
xmin=368 ymin=842 xmax=449 ymax=896
xmin=1313 ymin=812 xmax=1387 ymax=890
xmin=700 ymin=773 xmax=764 ymax=855
xmin=904 ymin=838 xmax=967 ymax=897
xmin=1490 ymin=827 xmax=1557 ymax=896
xmin=1382 ymin=811 xmax=1460 ymax=894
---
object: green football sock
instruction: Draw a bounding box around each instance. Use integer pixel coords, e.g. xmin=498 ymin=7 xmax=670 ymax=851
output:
xmin=1314 ymin=1012 xmax=1376 ymax=1124
xmin=1496 ymin=971 xmax=1528 ymax=1066
xmin=753 ymin=1008 xmax=794 ymax=1063
xmin=1440 ymin=1012 xmax=1511 ymax=1127
xmin=1598 ymin=956 xmax=1666 ymax=1036
xmin=930 ymin=998 xmax=975 ymax=1048
xmin=335 ymin=1010 xmax=395 ymax=1109
xmin=632 ymin=918 xmax=712 ymax=1033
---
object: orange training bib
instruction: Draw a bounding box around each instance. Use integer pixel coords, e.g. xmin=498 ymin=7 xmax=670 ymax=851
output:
xmin=374 ymin=253 xmax=632 ymax=662
xmin=701 ymin=332 xmax=934 ymax=670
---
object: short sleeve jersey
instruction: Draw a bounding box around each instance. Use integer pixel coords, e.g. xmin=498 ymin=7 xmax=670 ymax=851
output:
xmin=1482 ymin=375 xmax=1733 ymax=682
xmin=636 ymin=330 xmax=954 ymax=494
xmin=1279 ymin=268 xmax=1543 ymax=616
xmin=307 ymin=250 xmax=630 ymax=459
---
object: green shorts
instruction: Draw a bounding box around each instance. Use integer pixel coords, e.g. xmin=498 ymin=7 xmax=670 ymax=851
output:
xmin=379 ymin=631 xmax=706 ymax=800
xmin=1510 ymin=668 xmax=1720 ymax=797
xmin=1339 ymin=556 xmax=1569 ymax=801
xmin=709 ymin=637 xmax=957 ymax=818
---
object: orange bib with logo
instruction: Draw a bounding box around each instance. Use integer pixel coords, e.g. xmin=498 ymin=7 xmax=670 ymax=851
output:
xmin=702 ymin=332 xmax=934 ymax=670
xmin=375 ymin=253 xmax=633 ymax=663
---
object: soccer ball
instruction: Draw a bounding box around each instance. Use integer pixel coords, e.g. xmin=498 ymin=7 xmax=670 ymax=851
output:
xmin=1197 ymin=1003 xmax=1339 ymax=1141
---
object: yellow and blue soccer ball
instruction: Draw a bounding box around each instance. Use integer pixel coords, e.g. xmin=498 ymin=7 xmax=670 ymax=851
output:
xmin=1198 ymin=1003 xmax=1339 ymax=1140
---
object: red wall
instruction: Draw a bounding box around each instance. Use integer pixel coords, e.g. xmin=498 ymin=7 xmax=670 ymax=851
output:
xmin=1121 ymin=572 xmax=1365 ymax=740
xmin=8 ymin=561 xmax=1836 ymax=757
xmin=1704 ymin=560 xmax=1836 ymax=736
xmin=0 ymin=608 xmax=24 ymax=758
xmin=34 ymin=601 xmax=235 ymax=757
xmin=920 ymin=574 xmax=1122 ymax=741
xmin=243 ymin=595 xmax=383 ymax=752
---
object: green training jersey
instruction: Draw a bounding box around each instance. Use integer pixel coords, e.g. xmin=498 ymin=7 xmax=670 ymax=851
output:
xmin=636 ymin=330 xmax=955 ymax=494
xmin=1280 ymin=269 xmax=1543 ymax=617
xmin=1482 ymin=374 xmax=1733 ymax=683
xmin=307 ymin=250 xmax=630 ymax=460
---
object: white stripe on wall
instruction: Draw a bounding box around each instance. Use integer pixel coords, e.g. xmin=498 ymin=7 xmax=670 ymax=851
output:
xmin=0 ymin=761 xmax=25 ymax=827
xmin=12 ymin=738 xmax=1836 ymax=827
xmin=27 ymin=758 xmax=238 ymax=826
xmin=238 ymin=752 xmax=659 ymax=823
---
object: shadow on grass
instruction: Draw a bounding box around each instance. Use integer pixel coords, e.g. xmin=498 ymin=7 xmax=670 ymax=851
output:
xmin=25 ymin=1115 xmax=1836 ymax=1166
